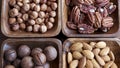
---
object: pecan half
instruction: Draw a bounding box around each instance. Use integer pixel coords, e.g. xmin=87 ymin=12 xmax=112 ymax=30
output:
xmin=67 ymin=21 xmax=77 ymax=30
xmin=102 ymin=17 xmax=114 ymax=28
xmin=95 ymin=0 xmax=110 ymax=7
xmin=88 ymin=11 xmax=95 ymax=24
xmin=105 ymin=2 xmax=116 ymax=14
xmin=97 ymin=7 xmax=108 ymax=17
xmin=66 ymin=0 xmax=71 ymax=6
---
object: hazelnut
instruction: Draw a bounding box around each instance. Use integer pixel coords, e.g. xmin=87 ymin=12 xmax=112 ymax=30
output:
xmin=47 ymin=7 xmax=52 ymax=12
xmin=14 ymin=5 xmax=20 ymax=11
xmin=34 ymin=66 xmax=44 ymax=68
xmin=43 ymin=62 xmax=50 ymax=68
xmin=17 ymin=13 xmax=22 ymax=18
xmin=33 ymin=24 xmax=40 ymax=32
xmin=9 ymin=18 xmax=16 ymax=24
xmin=4 ymin=65 xmax=15 ymax=68
xmin=31 ymin=48 xmax=43 ymax=56
xmin=34 ymin=5 xmax=40 ymax=12
xmin=45 ymin=13 xmax=49 ymax=18
xmin=20 ymin=9 xmax=26 ymax=14
xmin=28 ymin=19 xmax=35 ymax=25
xmin=18 ymin=45 xmax=31 ymax=58
xmin=21 ymin=56 xmax=34 ymax=68
xmin=12 ymin=24 xmax=20 ymax=31
xmin=39 ymin=11 xmax=45 ymax=18
xmin=46 ymin=22 xmax=53 ymax=29
xmin=23 ymin=0 xmax=30 ymax=4
xmin=49 ymin=11 xmax=56 ymax=17
xmin=47 ymin=1 xmax=51 ymax=5
xmin=30 ymin=11 xmax=38 ymax=19
xmin=20 ymin=23 xmax=26 ymax=30
xmin=51 ymin=2 xmax=57 ymax=10
xmin=9 ymin=8 xmax=19 ymax=17
xmin=39 ymin=25 xmax=47 ymax=33
xmin=4 ymin=49 xmax=17 ymax=62
xmin=33 ymin=0 xmax=40 ymax=4
xmin=22 ymin=14 xmax=29 ymax=21
xmin=13 ymin=59 xmax=21 ymax=67
xmin=35 ymin=18 xmax=44 ymax=24
xmin=49 ymin=17 xmax=55 ymax=23
xmin=41 ymin=4 xmax=47 ymax=11
xmin=44 ymin=46 xmax=57 ymax=61
xmin=9 ymin=0 xmax=16 ymax=6
xmin=30 ymin=3 xmax=36 ymax=10
xmin=23 ymin=4 xmax=30 ymax=11
xmin=27 ymin=26 xmax=33 ymax=32
xmin=33 ymin=53 xmax=46 ymax=65
xmin=40 ymin=0 xmax=47 ymax=4
xmin=17 ymin=18 xmax=23 ymax=23
xmin=17 ymin=2 xmax=23 ymax=7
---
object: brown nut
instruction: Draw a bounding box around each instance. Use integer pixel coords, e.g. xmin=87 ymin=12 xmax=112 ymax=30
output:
xmin=4 ymin=65 xmax=15 ymax=68
xmin=49 ymin=17 xmax=55 ymax=23
xmin=35 ymin=18 xmax=44 ymax=24
xmin=83 ymin=42 xmax=92 ymax=50
xmin=70 ymin=42 xmax=83 ymax=52
xmin=33 ymin=0 xmax=40 ymax=4
xmin=45 ymin=13 xmax=50 ymax=18
xmin=30 ymin=3 xmax=36 ymax=10
xmin=67 ymin=52 xmax=73 ymax=64
xmin=51 ymin=2 xmax=57 ymax=10
xmin=93 ymin=48 xmax=100 ymax=55
xmin=78 ymin=57 xmax=86 ymax=68
xmin=9 ymin=18 xmax=16 ymax=24
xmin=12 ymin=24 xmax=20 ymax=31
xmin=30 ymin=11 xmax=38 ymax=19
xmin=17 ymin=18 xmax=23 ymax=23
xmin=104 ymin=61 xmax=113 ymax=68
xmin=69 ymin=60 xmax=79 ymax=68
xmin=95 ymin=41 xmax=107 ymax=48
xmin=14 ymin=5 xmax=20 ymax=11
xmin=102 ymin=55 xmax=110 ymax=62
xmin=72 ymin=51 xmax=83 ymax=60
xmin=17 ymin=2 xmax=23 ymax=7
xmin=40 ymin=0 xmax=47 ymax=4
xmin=19 ymin=23 xmax=26 ymax=30
xmin=27 ymin=26 xmax=33 ymax=32
xmin=22 ymin=4 xmax=30 ymax=11
xmin=100 ymin=47 xmax=110 ymax=56
xmin=39 ymin=24 xmax=47 ymax=33
xmin=9 ymin=8 xmax=19 ymax=17
xmin=49 ymin=11 xmax=56 ymax=17
xmin=39 ymin=11 xmax=46 ymax=18
xmin=28 ymin=19 xmax=35 ymax=25
xmin=33 ymin=24 xmax=40 ymax=32
xmin=46 ymin=22 xmax=53 ymax=30
xmin=23 ymin=0 xmax=30 ymax=4
xmin=41 ymin=4 xmax=47 ymax=11
xmin=82 ymin=50 xmax=94 ymax=59
xmin=34 ymin=5 xmax=40 ymax=12
xmin=86 ymin=60 xmax=93 ymax=68
xmin=47 ymin=7 xmax=52 ymax=12
xmin=31 ymin=48 xmax=43 ymax=56
xmin=22 ymin=14 xmax=29 ymax=21
xmin=9 ymin=0 xmax=16 ymax=6
xmin=95 ymin=55 xmax=105 ymax=66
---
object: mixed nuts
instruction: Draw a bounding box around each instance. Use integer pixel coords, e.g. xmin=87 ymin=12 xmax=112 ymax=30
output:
xmin=4 ymin=45 xmax=58 ymax=68
xmin=8 ymin=0 xmax=58 ymax=33
xmin=66 ymin=0 xmax=116 ymax=33
xmin=66 ymin=41 xmax=118 ymax=68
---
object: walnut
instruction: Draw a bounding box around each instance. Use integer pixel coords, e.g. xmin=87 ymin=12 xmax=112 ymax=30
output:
xmin=46 ymin=22 xmax=53 ymax=29
xmin=22 ymin=4 xmax=30 ymax=11
xmin=34 ymin=5 xmax=40 ymax=12
xmin=49 ymin=17 xmax=55 ymax=23
xmin=9 ymin=8 xmax=19 ymax=17
xmin=9 ymin=18 xmax=16 ymax=24
xmin=27 ymin=26 xmax=33 ymax=32
xmin=35 ymin=18 xmax=44 ymax=24
xmin=51 ymin=2 xmax=57 ymax=10
xmin=28 ymin=19 xmax=35 ymax=25
xmin=20 ymin=23 xmax=26 ymax=30
xmin=9 ymin=0 xmax=16 ymax=6
xmin=49 ymin=11 xmax=56 ymax=17
xmin=41 ymin=4 xmax=47 ymax=11
xmin=17 ymin=18 xmax=23 ymax=23
xmin=33 ymin=0 xmax=40 ymax=4
xmin=30 ymin=11 xmax=38 ymax=19
xmin=12 ymin=24 xmax=20 ymax=31
xmin=17 ymin=2 xmax=23 ymax=7
xmin=39 ymin=11 xmax=45 ymax=18
xmin=33 ymin=24 xmax=40 ymax=32
xmin=40 ymin=0 xmax=47 ymax=4
xmin=22 ymin=14 xmax=29 ymax=21
xmin=39 ymin=24 xmax=47 ymax=33
xmin=30 ymin=3 xmax=36 ymax=10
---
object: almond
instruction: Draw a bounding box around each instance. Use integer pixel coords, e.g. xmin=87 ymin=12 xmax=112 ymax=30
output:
xmin=83 ymin=42 xmax=93 ymax=50
xmin=109 ymin=51 xmax=115 ymax=61
xmin=86 ymin=60 xmax=93 ymax=68
xmin=90 ymin=42 xmax=96 ymax=48
xmin=67 ymin=52 xmax=73 ymax=64
xmin=111 ymin=63 xmax=118 ymax=68
xmin=82 ymin=50 xmax=94 ymax=59
xmin=93 ymin=48 xmax=100 ymax=55
xmin=63 ymin=53 xmax=67 ymax=68
xmin=96 ymin=55 xmax=105 ymax=66
xmin=91 ymin=59 xmax=101 ymax=68
xmin=100 ymin=47 xmax=110 ymax=56
xmin=69 ymin=60 xmax=79 ymax=68
xmin=78 ymin=57 xmax=86 ymax=68
xmin=104 ymin=61 xmax=113 ymax=68
xmin=95 ymin=41 xmax=106 ymax=48
xmin=70 ymin=42 xmax=83 ymax=52
xmin=72 ymin=51 xmax=83 ymax=60
xmin=102 ymin=55 xmax=110 ymax=62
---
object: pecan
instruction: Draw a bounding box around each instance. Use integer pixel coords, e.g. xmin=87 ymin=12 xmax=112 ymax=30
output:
xmin=97 ymin=7 xmax=108 ymax=17
xmin=105 ymin=2 xmax=116 ymax=14
xmin=84 ymin=0 xmax=95 ymax=5
xmin=102 ymin=17 xmax=114 ymax=28
xmin=88 ymin=11 xmax=95 ymax=24
xmin=66 ymin=0 xmax=71 ymax=6
xmin=95 ymin=0 xmax=110 ymax=7
xmin=78 ymin=24 xmax=95 ymax=34
xmin=67 ymin=21 xmax=77 ymax=30
xmin=72 ymin=0 xmax=83 ymax=6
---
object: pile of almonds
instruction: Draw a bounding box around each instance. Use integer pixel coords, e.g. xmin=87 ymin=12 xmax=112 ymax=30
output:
xmin=67 ymin=41 xmax=118 ymax=68
xmin=8 ymin=0 xmax=57 ymax=33
xmin=66 ymin=0 xmax=116 ymax=33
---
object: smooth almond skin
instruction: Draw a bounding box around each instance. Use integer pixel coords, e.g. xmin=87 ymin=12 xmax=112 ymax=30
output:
xmin=82 ymin=50 xmax=94 ymax=59
xmin=67 ymin=52 xmax=73 ymax=64
xmin=91 ymin=59 xmax=101 ymax=68
xmin=95 ymin=41 xmax=106 ymax=48
xmin=104 ymin=61 xmax=113 ymax=68
xmin=63 ymin=53 xmax=67 ymax=68
xmin=86 ymin=60 xmax=93 ymax=68
xmin=90 ymin=42 xmax=96 ymax=48
xmin=70 ymin=60 xmax=79 ymax=68
xmin=109 ymin=51 xmax=115 ymax=61
xmin=72 ymin=51 xmax=83 ymax=60
xmin=93 ymin=48 xmax=100 ymax=55
xmin=78 ymin=57 xmax=86 ymax=68
xmin=70 ymin=42 xmax=83 ymax=52
xmin=102 ymin=55 xmax=110 ymax=62
xmin=100 ymin=47 xmax=110 ymax=56
xmin=96 ymin=55 xmax=105 ymax=66
xmin=111 ymin=63 xmax=118 ymax=68
xmin=83 ymin=42 xmax=93 ymax=50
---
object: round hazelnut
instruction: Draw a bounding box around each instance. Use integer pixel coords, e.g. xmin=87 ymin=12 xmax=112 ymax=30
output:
xmin=39 ymin=11 xmax=45 ymax=18
xmin=46 ymin=22 xmax=53 ymax=29
xmin=12 ymin=24 xmax=20 ymax=31
xmin=28 ymin=19 xmax=35 ymax=25
xmin=33 ymin=24 xmax=40 ymax=32
xmin=33 ymin=53 xmax=46 ymax=65
xmin=44 ymin=46 xmax=57 ymax=61
xmin=22 ymin=14 xmax=29 ymax=21
xmin=30 ymin=3 xmax=36 ymax=10
xmin=17 ymin=13 xmax=22 ymax=18
xmin=4 ymin=65 xmax=15 ymax=68
xmin=20 ymin=23 xmax=26 ymax=30
xmin=49 ymin=17 xmax=55 ymax=23
xmin=33 ymin=0 xmax=40 ymax=4
xmin=40 ymin=4 xmax=47 ymax=11
xmin=17 ymin=18 xmax=23 ymax=23
xmin=49 ymin=11 xmax=56 ymax=17
xmin=18 ymin=45 xmax=31 ymax=58
xmin=9 ymin=8 xmax=19 ymax=17
xmin=45 ymin=13 xmax=49 ymax=18
xmin=23 ymin=4 xmax=30 ymax=11
xmin=13 ymin=59 xmax=21 ymax=67
xmin=20 ymin=9 xmax=26 ymax=14
xmin=40 ymin=0 xmax=47 ymax=4
xmin=39 ymin=25 xmax=47 ymax=33
xmin=51 ymin=2 xmax=57 ymax=10
xmin=4 ymin=49 xmax=17 ymax=62
xmin=43 ymin=62 xmax=50 ymax=68
xmin=34 ymin=66 xmax=44 ymax=68
xmin=47 ymin=1 xmax=51 ymax=5
xmin=14 ymin=5 xmax=20 ymax=11
xmin=9 ymin=0 xmax=16 ymax=6
xmin=17 ymin=2 xmax=23 ymax=7
xmin=23 ymin=0 xmax=30 ymax=4
xmin=9 ymin=18 xmax=16 ymax=24
xmin=47 ymin=7 xmax=52 ymax=12
xmin=35 ymin=18 xmax=44 ymax=24
xmin=21 ymin=56 xmax=34 ymax=68
xmin=27 ymin=26 xmax=33 ymax=32
xmin=34 ymin=5 xmax=40 ymax=12
xmin=45 ymin=18 xmax=49 ymax=23
xmin=30 ymin=11 xmax=38 ymax=19
xmin=31 ymin=48 xmax=43 ymax=56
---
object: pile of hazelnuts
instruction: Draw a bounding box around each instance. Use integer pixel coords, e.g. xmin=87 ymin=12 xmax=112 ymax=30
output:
xmin=8 ymin=0 xmax=57 ymax=33
xmin=4 ymin=45 xmax=58 ymax=68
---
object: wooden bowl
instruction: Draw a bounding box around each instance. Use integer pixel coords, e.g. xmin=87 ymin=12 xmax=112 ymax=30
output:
xmin=62 ymin=38 xmax=120 ymax=68
xmin=1 ymin=0 xmax=61 ymax=37
xmin=1 ymin=38 xmax=62 ymax=68
xmin=62 ymin=0 xmax=120 ymax=37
